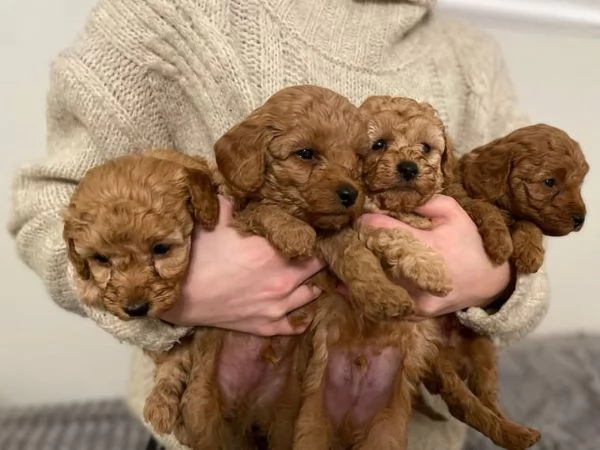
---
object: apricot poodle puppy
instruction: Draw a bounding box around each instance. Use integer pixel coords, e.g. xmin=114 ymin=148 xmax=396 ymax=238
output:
xmin=63 ymin=149 xmax=219 ymax=321
xmin=454 ymin=123 xmax=588 ymax=273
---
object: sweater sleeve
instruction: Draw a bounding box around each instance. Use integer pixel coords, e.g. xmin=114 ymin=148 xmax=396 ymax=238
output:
xmin=455 ymin=37 xmax=550 ymax=347
xmin=7 ymin=48 xmax=192 ymax=353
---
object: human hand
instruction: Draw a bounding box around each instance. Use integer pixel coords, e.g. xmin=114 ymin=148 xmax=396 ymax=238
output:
xmin=161 ymin=196 xmax=324 ymax=336
xmin=360 ymin=195 xmax=512 ymax=319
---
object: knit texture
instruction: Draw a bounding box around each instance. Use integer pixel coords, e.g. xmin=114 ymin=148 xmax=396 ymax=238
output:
xmin=7 ymin=0 xmax=550 ymax=448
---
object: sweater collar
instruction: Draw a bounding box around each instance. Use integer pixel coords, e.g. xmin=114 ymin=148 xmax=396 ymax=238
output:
xmin=265 ymin=0 xmax=434 ymax=66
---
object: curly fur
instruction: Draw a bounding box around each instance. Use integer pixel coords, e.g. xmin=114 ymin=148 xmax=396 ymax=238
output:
xmin=296 ymin=96 xmax=539 ymax=450
xmin=452 ymin=123 xmax=589 ymax=273
xmin=293 ymin=96 xmax=454 ymax=450
xmin=416 ymin=124 xmax=590 ymax=449
xmin=63 ymin=149 xmax=219 ymax=321
xmin=144 ymin=85 xmax=420 ymax=450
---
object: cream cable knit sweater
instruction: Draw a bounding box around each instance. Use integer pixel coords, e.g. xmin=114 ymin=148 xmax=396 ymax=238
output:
xmin=8 ymin=0 xmax=549 ymax=448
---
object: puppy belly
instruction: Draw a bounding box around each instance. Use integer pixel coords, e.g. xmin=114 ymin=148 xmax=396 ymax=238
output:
xmin=217 ymin=334 xmax=289 ymax=411
xmin=324 ymin=346 xmax=402 ymax=431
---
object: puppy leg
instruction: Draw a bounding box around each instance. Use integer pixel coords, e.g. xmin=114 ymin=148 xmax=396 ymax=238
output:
xmin=179 ymin=331 xmax=232 ymax=450
xmin=268 ymin=343 xmax=308 ymax=450
xmin=143 ymin=344 xmax=193 ymax=435
xmin=511 ymin=220 xmax=545 ymax=274
xmin=293 ymin=330 xmax=334 ymax=450
xmin=466 ymin=200 xmax=513 ymax=265
xmin=234 ymin=203 xmax=317 ymax=259
xmin=445 ymin=184 xmax=513 ymax=265
xmin=359 ymin=226 xmax=452 ymax=297
xmin=461 ymin=334 xmax=504 ymax=417
xmin=434 ymin=349 xmax=541 ymax=450
xmin=357 ymin=375 xmax=412 ymax=450
xmin=318 ymin=228 xmax=415 ymax=320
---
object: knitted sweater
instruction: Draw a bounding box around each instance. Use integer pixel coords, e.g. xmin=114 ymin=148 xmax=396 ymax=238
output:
xmin=8 ymin=0 xmax=549 ymax=448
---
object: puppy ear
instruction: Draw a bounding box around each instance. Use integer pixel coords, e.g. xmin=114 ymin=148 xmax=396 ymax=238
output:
xmin=214 ymin=111 xmax=270 ymax=195
xmin=441 ymin=131 xmax=458 ymax=185
xmin=186 ymin=169 xmax=220 ymax=231
xmin=63 ymin=215 xmax=91 ymax=280
xmin=460 ymin=143 xmax=512 ymax=202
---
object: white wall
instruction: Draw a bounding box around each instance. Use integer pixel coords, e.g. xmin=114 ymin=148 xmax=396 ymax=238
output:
xmin=0 ymin=1 xmax=598 ymax=406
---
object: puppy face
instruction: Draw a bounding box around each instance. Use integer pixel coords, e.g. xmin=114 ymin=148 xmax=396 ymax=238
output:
xmin=215 ymin=85 xmax=369 ymax=230
xmin=63 ymin=154 xmax=218 ymax=320
xmin=461 ymin=124 xmax=588 ymax=236
xmin=359 ymin=96 xmax=455 ymax=212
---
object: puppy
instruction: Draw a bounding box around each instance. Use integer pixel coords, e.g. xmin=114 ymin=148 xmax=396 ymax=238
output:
xmin=147 ymin=85 xmax=423 ymax=450
xmin=419 ymin=124 xmax=589 ymax=449
xmin=292 ymin=96 xmax=458 ymax=450
xmin=454 ymin=123 xmax=588 ymax=273
xmin=63 ymin=149 xmax=219 ymax=320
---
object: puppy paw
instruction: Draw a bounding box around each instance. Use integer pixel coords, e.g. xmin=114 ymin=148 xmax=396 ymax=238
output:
xmin=522 ymin=427 xmax=542 ymax=449
xmin=368 ymin=284 xmax=415 ymax=319
xmin=480 ymin=225 xmax=514 ymax=265
xmin=501 ymin=424 xmax=541 ymax=450
xmin=272 ymin=225 xmax=317 ymax=259
xmin=402 ymin=254 xmax=453 ymax=297
xmin=512 ymin=246 xmax=544 ymax=274
xmin=144 ymin=392 xmax=178 ymax=435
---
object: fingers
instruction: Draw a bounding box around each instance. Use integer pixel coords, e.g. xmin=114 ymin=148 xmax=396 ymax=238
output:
xmin=283 ymin=284 xmax=322 ymax=313
xmin=360 ymin=213 xmax=406 ymax=230
xmin=288 ymin=257 xmax=326 ymax=284
xmin=256 ymin=284 xmax=320 ymax=336
xmin=216 ymin=195 xmax=234 ymax=224
xmin=360 ymin=213 xmax=427 ymax=240
xmin=267 ymin=316 xmax=311 ymax=336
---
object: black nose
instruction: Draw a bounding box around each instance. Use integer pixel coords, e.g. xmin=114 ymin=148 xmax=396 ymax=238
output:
xmin=336 ymin=185 xmax=358 ymax=208
xmin=397 ymin=161 xmax=419 ymax=181
xmin=124 ymin=301 xmax=150 ymax=317
xmin=572 ymin=214 xmax=585 ymax=231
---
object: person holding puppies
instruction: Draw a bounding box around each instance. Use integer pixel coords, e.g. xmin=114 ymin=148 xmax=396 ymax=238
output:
xmin=8 ymin=0 xmax=550 ymax=449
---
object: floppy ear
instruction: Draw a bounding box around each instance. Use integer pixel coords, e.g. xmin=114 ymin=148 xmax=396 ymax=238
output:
xmin=63 ymin=215 xmax=91 ymax=280
xmin=441 ymin=131 xmax=458 ymax=185
xmin=214 ymin=111 xmax=270 ymax=195
xmin=460 ymin=142 xmax=512 ymax=203
xmin=186 ymin=168 xmax=220 ymax=231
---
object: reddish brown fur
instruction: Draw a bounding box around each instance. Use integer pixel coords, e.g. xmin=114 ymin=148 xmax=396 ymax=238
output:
xmin=418 ymin=124 xmax=590 ymax=448
xmin=451 ymin=123 xmax=589 ymax=273
xmin=145 ymin=86 xmax=425 ymax=450
xmin=293 ymin=97 xmax=456 ymax=450
xmin=294 ymin=96 xmax=540 ymax=450
xmin=63 ymin=149 xmax=219 ymax=320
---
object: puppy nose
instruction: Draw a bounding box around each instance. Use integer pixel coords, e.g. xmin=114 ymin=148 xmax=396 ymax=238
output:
xmin=336 ymin=185 xmax=359 ymax=208
xmin=397 ymin=161 xmax=419 ymax=181
xmin=124 ymin=301 xmax=150 ymax=317
xmin=572 ymin=214 xmax=585 ymax=231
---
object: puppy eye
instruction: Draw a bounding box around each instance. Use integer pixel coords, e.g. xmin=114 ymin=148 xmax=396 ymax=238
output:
xmin=92 ymin=253 xmax=110 ymax=264
xmin=295 ymin=148 xmax=315 ymax=160
xmin=371 ymin=139 xmax=386 ymax=151
xmin=152 ymin=243 xmax=171 ymax=255
xmin=421 ymin=143 xmax=432 ymax=154
xmin=543 ymin=178 xmax=556 ymax=188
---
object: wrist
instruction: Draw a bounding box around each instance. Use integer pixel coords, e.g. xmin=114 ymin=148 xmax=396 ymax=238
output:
xmin=482 ymin=262 xmax=517 ymax=314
